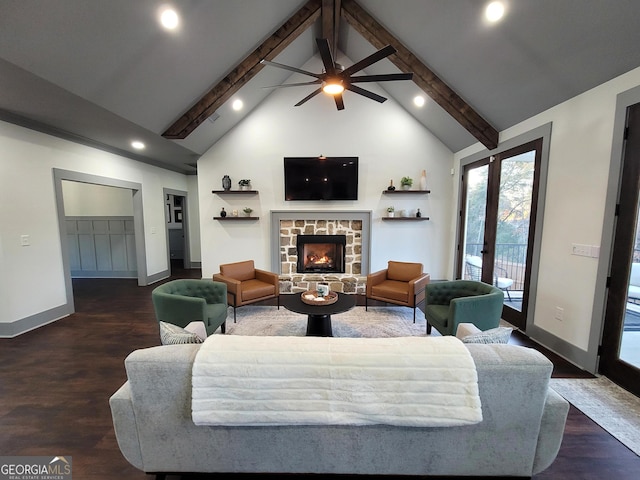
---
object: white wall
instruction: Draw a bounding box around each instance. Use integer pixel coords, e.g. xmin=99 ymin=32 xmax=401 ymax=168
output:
xmin=62 ymin=181 xmax=134 ymax=216
xmin=454 ymin=66 xmax=640 ymax=362
xmin=0 ymin=120 xmax=193 ymax=329
xmin=197 ymin=58 xmax=454 ymax=279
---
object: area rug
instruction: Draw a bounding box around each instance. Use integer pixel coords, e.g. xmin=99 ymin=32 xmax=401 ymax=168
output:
xmin=550 ymin=376 xmax=640 ymax=456
xmin=225 ymin=305 xmax=430 ymax=338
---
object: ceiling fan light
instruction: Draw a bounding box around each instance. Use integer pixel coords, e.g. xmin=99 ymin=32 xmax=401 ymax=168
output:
xmin=323 ymin=83 xmax=344 ymax=95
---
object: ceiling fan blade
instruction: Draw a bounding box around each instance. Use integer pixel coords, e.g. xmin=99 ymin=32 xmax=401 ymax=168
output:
xmin=342 ymin=45 xmax=396 ymax=76
xmin=263 ymin=80 xmax=322 ymax=89
xmin=294 ymin=87 xmax=323 ymax=107
xmin=334 ymin=93 xmax=345 ymax=111
xmin=349 ymin=73 xmax=414 ymax=83
xmin=260 ymin=59 xmax=322 ymax=79
xmin=316 ymin=38 xmax=336 ymax=75
xmin=346 ymin=84 xmax=387 ymax=103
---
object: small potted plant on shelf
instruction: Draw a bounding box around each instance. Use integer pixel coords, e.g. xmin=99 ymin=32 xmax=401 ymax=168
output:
xmin=238 ymin=179 xmax=251 ymax=190
xmin=401 ymin=176 xmax=413 ymax=190
xmin=243 ymin=207 xmax=253 ymax=217
xmin=386 ymin=206 xmax=395 ymax=217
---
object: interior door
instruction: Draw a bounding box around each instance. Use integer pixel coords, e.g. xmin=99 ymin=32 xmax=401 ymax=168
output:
xmin=600 ymin=102 xmax=640 ymax=397
xmin=458 ymin=139 xmax=542 ymax=331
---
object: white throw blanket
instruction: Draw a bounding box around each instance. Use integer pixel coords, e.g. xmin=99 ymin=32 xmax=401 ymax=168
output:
xmin=191 ymin=335 xmax=482 ymax=427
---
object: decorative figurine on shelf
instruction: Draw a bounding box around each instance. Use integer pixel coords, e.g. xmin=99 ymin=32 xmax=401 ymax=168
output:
xmin=420 ymin=170 xmax=427 ymax=190
xmin=416 ymin=208 xmax=422 ymax=218
xmin=387 ymin=206 xmax=395 ymax=217
xmin=222 ymin=175 xmax=231 ymax=191
xmin=220 ymin=207 xmax=227 ymax=218
xmin=387 ymin=179 xmax=396 ymax=191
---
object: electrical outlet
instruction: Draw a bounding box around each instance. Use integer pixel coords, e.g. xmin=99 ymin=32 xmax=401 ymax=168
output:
xmin=554 ymin=307 xmax=564 ymax=321
xmin=572 ymin=243 xmax=591 ymax=257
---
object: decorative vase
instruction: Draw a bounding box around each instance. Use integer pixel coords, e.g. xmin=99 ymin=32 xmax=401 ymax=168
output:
xmin=388 ymin=211 xmax=395 ymax=217
xmin=416 ymin=208 xmax=422 ymax=218
xmin=387 ymin=180 xmax=395 ymax=191
xmin=402 ymin=184 xmax=411 ymax=190
xmin=420 ymin=170 xmax=427 ymax=190
xmin=220 ymin=207 xmax=227 ymax=218
xmin=222 ymin=175 xmax=231 ymax=191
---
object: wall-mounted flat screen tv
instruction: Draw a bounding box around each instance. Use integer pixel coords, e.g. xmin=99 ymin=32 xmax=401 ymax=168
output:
xmin=284 ymin=157 xmax=358 ymax=201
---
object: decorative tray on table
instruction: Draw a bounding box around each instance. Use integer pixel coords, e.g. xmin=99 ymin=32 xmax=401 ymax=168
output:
xmin=301 ymin=290 xmax=338 ymax=306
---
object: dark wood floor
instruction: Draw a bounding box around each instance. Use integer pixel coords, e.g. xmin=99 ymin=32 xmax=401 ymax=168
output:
xmin=1 ymin=266 xmax=638 ymax=479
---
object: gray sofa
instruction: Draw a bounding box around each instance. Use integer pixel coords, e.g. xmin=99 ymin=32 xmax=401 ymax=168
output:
xmin=110 ymin=342 xmax=569 ymax=478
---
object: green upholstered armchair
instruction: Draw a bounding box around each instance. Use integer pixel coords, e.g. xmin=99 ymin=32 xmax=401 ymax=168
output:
xmin=424 ymin=280 xmax=504 ymax=336
xmin=151 ymin=279 xmax=228 ymax=336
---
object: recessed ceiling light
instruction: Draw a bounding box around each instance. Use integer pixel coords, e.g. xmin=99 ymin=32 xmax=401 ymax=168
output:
xmin=131 ymin=141 xmax=145 ymax=150
xmin=232 ymin=99 xmax=243 ymax=111
xmin=413 ymin=96 xmax=426 ymax=107
xmin=160 ymin=8 xmax=179 ymax=30
xmin=485 ymin=1 xmax=505 ymax=22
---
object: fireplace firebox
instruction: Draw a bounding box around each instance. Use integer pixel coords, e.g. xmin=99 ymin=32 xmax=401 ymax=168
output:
xmin=296 ymin=235 xmax=346 ymax=273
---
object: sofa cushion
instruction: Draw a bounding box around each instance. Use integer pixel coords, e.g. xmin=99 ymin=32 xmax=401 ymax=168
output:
xmin=241 ymin=279 xmax=276 ymax=301
xmin=220 ymin=260 xmax=256 ymax=282
xmin=387 ymin=261 xmax=422 ymax=282
xmin=424 ymin=304 xmax=450 ymax=327
xmin=462 ymin=326 xmax=513 ymax=344
xmin=159 ymin=321 xmax=204 ymax=345
xmin=371 ymin=280 xmax=409 ymax=303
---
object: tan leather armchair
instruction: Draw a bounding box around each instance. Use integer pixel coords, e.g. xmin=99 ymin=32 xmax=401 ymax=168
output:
xmin=213 ymin=260 xmax=279 ymax=322
xmin=365 ymin=261 xmax=430 ymax=322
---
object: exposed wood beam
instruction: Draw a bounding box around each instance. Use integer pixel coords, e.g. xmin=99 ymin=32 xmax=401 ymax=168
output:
xmin=342 ymin=0 xmax=499 ymax=150
xmin=162 ymin=0 xmax=322 ymax=139
xmin=322 ymin=0 xmax=341 ymax=58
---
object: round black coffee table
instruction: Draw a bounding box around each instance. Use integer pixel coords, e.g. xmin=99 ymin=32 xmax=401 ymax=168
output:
xmin=280 ymin=292 xmax=356 ymax=337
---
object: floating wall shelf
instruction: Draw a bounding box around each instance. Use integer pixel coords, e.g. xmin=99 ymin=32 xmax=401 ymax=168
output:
xmin=212 ymin=190 xmax=258 ymax=194
xmin=382 ymin=217 xmax=429 ymax=221
xmin=382 ymin=190 xmax=430 ymax=194
xmin=214 ymin=216 xmax=259 ymax=221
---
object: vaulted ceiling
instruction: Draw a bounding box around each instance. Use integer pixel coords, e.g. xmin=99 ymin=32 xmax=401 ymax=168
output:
xmin=2 ymin=0 xmax=640 ymax=174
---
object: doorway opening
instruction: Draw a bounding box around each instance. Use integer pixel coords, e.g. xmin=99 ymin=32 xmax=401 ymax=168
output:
xmin=456 ymin=124 xmax=550 ymax=333
xmin=163 ymin=188 xmax=190 ymax=276
xmin=600 ymin=101 xmax=640 ymax=397
xmin=53 ymin=169 xmax=147 ymax=314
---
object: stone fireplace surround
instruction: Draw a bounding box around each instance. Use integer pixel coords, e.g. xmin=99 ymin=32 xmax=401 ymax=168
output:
xmin=270 ymin=211 xmax=371 ymax=294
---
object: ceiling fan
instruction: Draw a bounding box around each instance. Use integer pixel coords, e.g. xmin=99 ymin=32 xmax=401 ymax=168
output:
xmin=260 ymin=38 xmax=413 ymax=110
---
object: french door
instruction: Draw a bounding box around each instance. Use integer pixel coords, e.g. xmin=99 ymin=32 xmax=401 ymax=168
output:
xmin=457 ymin=139 xmax=542 ymax=330
xmin=600 ymin=102 xmax=640 ymax=397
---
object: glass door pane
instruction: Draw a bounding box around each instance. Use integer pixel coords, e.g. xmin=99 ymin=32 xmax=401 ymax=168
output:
xmin=462 ymin=163 xmax=489 ymax=282
xmin=621 ymin=200 xmax=640 ymax=369
xmin=495 ymin=151 xmax=536 ymax=312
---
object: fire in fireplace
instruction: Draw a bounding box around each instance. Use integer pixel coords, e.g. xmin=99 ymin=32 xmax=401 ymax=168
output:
xmin=296 ymin=235 xmax=346 ymax=273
